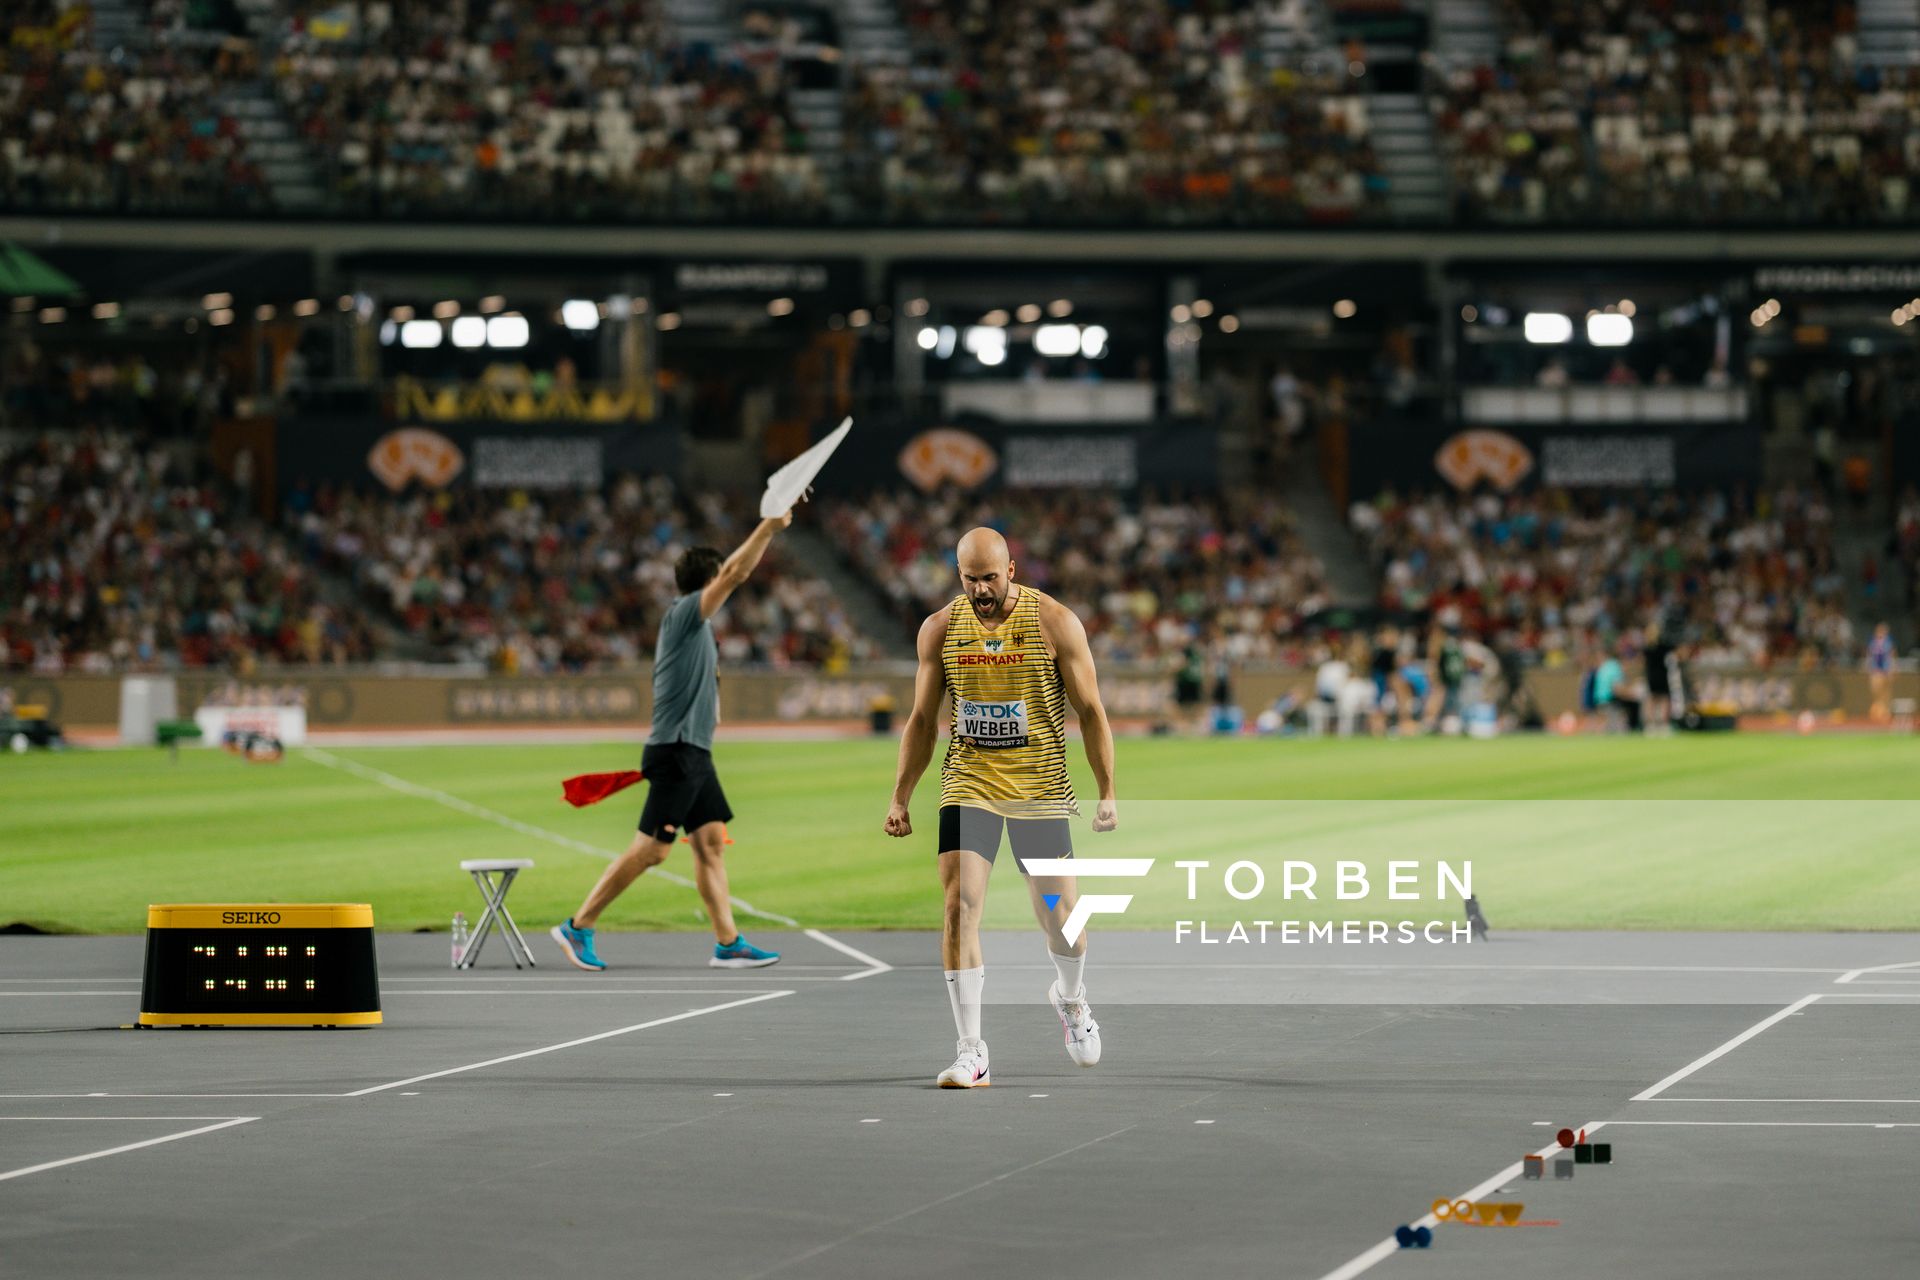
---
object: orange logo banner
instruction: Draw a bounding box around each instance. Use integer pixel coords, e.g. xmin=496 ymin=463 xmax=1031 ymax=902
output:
xmin=1434 ymin=429 xmax=1534 ymax=492
xmin=899 ymin=428 xmax=998 ymax=492
xmin=368 ymin=429 xmax=466 ymax=492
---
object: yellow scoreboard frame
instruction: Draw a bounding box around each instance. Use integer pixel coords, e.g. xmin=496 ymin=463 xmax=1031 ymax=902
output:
xmin=139 ymin=903 xmax=383 ymax=1027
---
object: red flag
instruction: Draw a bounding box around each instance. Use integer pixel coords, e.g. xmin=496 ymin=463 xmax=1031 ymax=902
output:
xmin=561 ymin=770 xmax=644 ymax=807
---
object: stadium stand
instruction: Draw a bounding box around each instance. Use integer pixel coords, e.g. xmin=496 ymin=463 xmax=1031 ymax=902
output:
xmin=0 ymin=428 xmax=870 ymax=674
xmin=845 ymin=0 xmax=1386 ymax=225
xmin=12 ymin=0 xmax=1918 ymax=226
xmin=1349 ymin=487 xmax=1862 ymax=667
xmin=3 ymin=0 xmax=1386 ymax=225
xmin=1432 ymin=0 xmax=1920 ymax=224
xmin=0 ymin=21 xmax=272 ymax=215
xmin=822 ymin=488 xmax=1333 ymax=661
xmin=271 ymin=0 xmax=829 ymax=221
xmin=0 ymin=433 xmax=374 ymax=672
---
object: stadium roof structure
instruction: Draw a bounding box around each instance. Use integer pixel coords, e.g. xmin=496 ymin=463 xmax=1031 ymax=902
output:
xmin=0 ymin=242 xmax=81 ymax=297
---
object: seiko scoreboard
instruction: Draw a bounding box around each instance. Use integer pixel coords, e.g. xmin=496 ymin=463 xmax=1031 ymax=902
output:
xmin=139 ymin=904 xmax=383 ymax=1027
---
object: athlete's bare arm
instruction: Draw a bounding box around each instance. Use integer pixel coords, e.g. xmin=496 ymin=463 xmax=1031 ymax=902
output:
xmin=1039 ymin=595 xmax=1118 ymax=832
xmin=698 ymin=509 xmax=793 ymax=620
xmin=884 ymin=609 xmax=950 ymax=837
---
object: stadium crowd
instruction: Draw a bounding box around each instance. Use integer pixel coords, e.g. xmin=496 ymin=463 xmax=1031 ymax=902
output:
xmin=1 ymin=433 xmax=372 ymax=673
xmin=0 ymin=8 xmax=270 ymax=215
xmin=4 ymin=426 xmax=1906 ymax=684
xmin=1433 ymin=0 xmax=1920 ymax=224
xmin=3 ymin=0 xmax=1389 ymax=225
xmin=822 ymin=488 xmax=1333 ymax=661
xmin=1349 ymin=486 xmax=1861 ymax=668
xmin=846 ymin=0 xmax=1385 ymax=224
xmin=271 ymin=0 xmax=828 ymax=220
xmin=284 ymin=477 xmax=872 ymax=672
xmin=15 ymin=0 xmax=1919 ymax=226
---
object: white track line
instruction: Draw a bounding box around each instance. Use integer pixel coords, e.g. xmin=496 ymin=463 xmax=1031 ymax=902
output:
xmin=0 ymin=1094 xmax=344 ymax=1100
xmin=803 ymin=929 xmax=893 ymax=981
xmin=1315 ymin=1122 xmax=1608 ymax=1280
xmin=1647 ymin=1097 xmax=1920 ymax=1104
xmin=382 ymin=970 xmax=857 ymax=980
xmin=381 ymin=988 xmax=784 ymax=996
xmin=343 ymin=990 xmax=793 ymax=1096
xmin=300 ymin=748 xmax=895 ymax=979
xmin=1316 ymin=985 xmax=1883 ymax=1280
xmin=0 ymin=963 xmax=1855 ymax=980
xmin=0 ymin=1116 xmax=252 ymax=1121
xmin=884 ymin=963 xmax=1859 ymax=974
xmin=301 ymin=746 xmax=799 ymax=927
xmin=1834 ymin=958 xmax=1920 ymax=984
xmin=1605 ymin=1120 xmax=1920 ymax=1128
xmin=0 ymin=988 xmax=780 ymax=997
xmin=0 ymin=1117 xmax=258 ymax=1184
xmin=1631 ymin=994 xmax=1821 ymax=1101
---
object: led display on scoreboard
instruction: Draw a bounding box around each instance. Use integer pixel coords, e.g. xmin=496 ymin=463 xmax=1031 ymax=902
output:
xmin=139 ymin=904 xmax=382 ymax=1027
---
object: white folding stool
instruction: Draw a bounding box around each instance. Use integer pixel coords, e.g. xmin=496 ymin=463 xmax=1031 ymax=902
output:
xmin=458 ymin=858 xmax=537 ymax=969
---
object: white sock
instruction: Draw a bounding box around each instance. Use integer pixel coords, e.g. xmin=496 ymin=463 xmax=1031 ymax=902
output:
xmin=1049 ymin=949 xmax=1085 ymax=1001
xmin=944 ymin=966 xmax=984 ymax=1045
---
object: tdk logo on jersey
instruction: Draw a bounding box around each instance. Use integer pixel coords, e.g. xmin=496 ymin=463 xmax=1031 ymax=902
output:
xmin=958 ymin=700 xmax=1030 ymax=748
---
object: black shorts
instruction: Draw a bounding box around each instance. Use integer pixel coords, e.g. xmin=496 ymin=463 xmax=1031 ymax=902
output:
xmin=638 ymin=742 xmax=733 ymax=841
xmin=938 ymin=804 xmax=1072 ymax=871
xmin=1645 ymin=648 xmax=1674 ymax=697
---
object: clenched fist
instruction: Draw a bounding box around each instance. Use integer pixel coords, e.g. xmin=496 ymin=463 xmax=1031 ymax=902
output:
xmin=1091 ymin=798 xmax=1118 ymax=832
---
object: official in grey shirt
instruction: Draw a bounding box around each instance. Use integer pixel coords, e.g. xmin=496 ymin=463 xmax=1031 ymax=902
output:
xmin=553 ymin=508 xmax=793 ymax=971
xmin=648 ymin=590 xmax=719 ymax=751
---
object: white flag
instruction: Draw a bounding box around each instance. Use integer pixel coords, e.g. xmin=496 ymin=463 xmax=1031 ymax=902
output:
xmin=761 ymin=416 xmax=852 ymax=518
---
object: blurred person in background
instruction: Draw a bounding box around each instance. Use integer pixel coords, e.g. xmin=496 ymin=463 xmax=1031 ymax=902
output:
xmin=1866 ymin=622 xmax=1895 ymax=723
xmin=1641 ymin=619 xmax=1676 ymax=734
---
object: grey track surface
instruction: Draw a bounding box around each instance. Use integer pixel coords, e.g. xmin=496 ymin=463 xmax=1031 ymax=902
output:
xmin=3 ymin=931 xmax=1918 ymax=1280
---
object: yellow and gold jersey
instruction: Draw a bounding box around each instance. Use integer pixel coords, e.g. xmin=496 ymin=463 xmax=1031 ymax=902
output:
xmin=938 ymin=588 xmax=1077 ymax=819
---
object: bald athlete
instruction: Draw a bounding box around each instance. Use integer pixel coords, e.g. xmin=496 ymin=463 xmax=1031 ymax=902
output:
xmin=884 ymin=527 xmax=1118 ymax=1088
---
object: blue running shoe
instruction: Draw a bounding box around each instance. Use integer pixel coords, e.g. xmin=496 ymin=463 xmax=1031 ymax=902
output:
xmin=711 ymin=935 xmax=780 ymax=969
xmin=550 ymin=919 xmax=606 ymax=971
